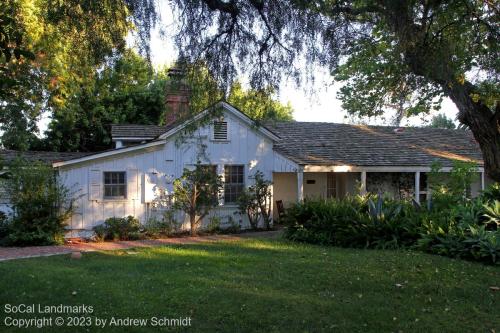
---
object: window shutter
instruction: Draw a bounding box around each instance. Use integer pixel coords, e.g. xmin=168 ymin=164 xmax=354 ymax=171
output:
xmin=127 ymin=169 xmax=139 ymax=200
xmin=89 ymin=169 xmax=101 ymax=201
xmin=213 ymin=121 xmax=228 ymax=140
xmin=142 ymin=173 xmax=156 ymax=203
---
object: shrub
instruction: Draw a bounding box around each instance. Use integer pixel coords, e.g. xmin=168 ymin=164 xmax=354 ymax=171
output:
xmin=481 ymin=183 xmax=500 ymax=202
xmin=173 ymin=162 xmax=223 ymax=236
xmin=417 ymin=220 xmax=499 ymax=264
xmin=0 ymin=212 xmax=10 ymax=244
xmin=483 ymin=201 xmax=500 ymax=228
xmin=143 ymin=210 xmax=181 ymax=238
xmin=237 ymin=171 xmax=273 ymax=230
xmin=3 ymin=158 xmax=77 ymax=246
xmin=283 ymin=191 xmax=499 ymax=264
xmin=92 ymin=216 xmax=141 ymax=241
xmin=92 ymin=224 xmax=107 ymax=242
xmin=205 ymin=216 xmax=221 ymax=233
xmin=283 ymin=196 xmax=420 ymax=249
xmin=237 ymin=189 xmax=260 ymax=230
xmin=223 ymin=215 xmax=241 ymax=234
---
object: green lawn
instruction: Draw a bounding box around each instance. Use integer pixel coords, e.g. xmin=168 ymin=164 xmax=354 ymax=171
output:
xmin=0 ymin=239 xmax=498 ymax=332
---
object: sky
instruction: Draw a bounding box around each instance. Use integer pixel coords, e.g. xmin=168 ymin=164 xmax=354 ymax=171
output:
xmin=146 ymin=4 xmax=459 ymax=127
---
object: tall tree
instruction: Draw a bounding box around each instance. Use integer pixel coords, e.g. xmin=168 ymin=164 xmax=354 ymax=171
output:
xmin=228 ymin=81 xmax=293 ymax=121
xmin=428 ymin=114 xmax=456 ymax=129
xmin=165 ymin=1 xmax=499 ymax=181
xmin=0 ymin=0 xmax=156 ymax=150
xmin=42 ymin=56 xmax=293 ymax=152
xmin=43 ymin=50 xmax=167 ymax=152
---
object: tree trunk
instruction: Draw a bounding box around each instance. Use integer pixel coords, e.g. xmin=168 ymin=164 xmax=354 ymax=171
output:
xmin=446 ymin=82 xmax=500 ymax=182
xmin=190 ymin=212 xmax=197 ymax=236
xmin=389 ymin=11 xmax=500 ymax=183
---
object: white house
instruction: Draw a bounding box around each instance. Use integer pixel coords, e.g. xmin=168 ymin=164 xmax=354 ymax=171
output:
xmin=0 ymin=93 xmax=490 ymax=237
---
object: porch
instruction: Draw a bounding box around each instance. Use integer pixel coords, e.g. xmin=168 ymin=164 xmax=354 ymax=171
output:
xmin=272 ymin=167 xmax=487 ymax=219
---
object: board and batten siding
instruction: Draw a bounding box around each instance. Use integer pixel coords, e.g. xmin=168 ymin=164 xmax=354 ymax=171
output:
xmin=58 ymin=110 xmax=276 ymax=235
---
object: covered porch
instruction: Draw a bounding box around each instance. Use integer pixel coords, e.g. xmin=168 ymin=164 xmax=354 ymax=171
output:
xmin=272 ymin=166 xmax=487 ymax=219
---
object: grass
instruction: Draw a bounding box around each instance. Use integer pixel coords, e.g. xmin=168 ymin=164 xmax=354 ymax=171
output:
xmin=0 ymin=238 xmax=499 ymax=332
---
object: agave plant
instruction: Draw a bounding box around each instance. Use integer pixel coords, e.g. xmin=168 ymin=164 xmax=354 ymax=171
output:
xmin=483 ymin=201 xmax=500 ymax=228
xmin=367 ymin=195 xmax=402 ymax=224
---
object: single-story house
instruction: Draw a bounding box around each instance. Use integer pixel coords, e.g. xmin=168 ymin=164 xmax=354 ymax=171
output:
xmin=0 ymin=92 xmax=491 ymax=237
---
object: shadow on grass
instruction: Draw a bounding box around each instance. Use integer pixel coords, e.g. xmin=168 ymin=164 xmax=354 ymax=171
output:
xmin=0 ymin=239 xmax=498 ymax=333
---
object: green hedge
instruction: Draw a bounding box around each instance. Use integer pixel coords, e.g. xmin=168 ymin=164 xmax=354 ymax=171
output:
xmin=93 ymin=216 xmax=141 ymax=241
xmin=283 ymin=186 xmax=500 ymax=265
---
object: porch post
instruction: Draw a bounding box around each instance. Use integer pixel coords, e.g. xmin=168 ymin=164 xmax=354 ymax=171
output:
xmin=360 ymin=171 xmax=367 ymax=195
xmin=414 ymin=171 xmax=421 ymax=204
xmin=481 ymin=171 xmax=485 ymax=191
xmin=297 ymin=169 xmax=304 ymax=202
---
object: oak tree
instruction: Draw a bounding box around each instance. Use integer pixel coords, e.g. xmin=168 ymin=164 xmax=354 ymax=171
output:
xmin=167 ymin=0 xmax=499 ymax=180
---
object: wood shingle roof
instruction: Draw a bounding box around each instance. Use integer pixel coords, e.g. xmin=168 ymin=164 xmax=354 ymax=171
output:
xmin=266 ymin=122 xmax=483 ymax=167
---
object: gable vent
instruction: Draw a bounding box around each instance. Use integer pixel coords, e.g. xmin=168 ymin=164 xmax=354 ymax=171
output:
xmin=213 ymin=121 xmax=228 ymax=140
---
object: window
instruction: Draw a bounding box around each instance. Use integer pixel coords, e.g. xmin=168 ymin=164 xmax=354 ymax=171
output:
xmin=327 ymin=173 xmax=336 ymax=198
xmin=104 ymin=172 xmax=126 ymax=199
xmin=213 ymin=121 xmax=228 ymax=141
xmin=224 ymin=165 xmax=244 ymax=204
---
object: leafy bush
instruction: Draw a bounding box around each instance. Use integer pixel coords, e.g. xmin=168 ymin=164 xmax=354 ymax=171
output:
xmin=0 ymin=212 xmax=10 ymax=244
xmin=205 ymin=216 xmax=221 ymax=233
xmin=222 ymin=215 xmax=241 ymax=234
xmin=284 ymin=183 xmax=500 ymax=265
xmin=480 ymin=182 xmax=500 ymax=202
xmin=142 ymin=210 xmax=181 ymax=238
xmin=283 ymin=196 xmax=420 ymax=249
xmin=237 ymin=171 xmax=273 ymax=230
xmin=2 ymin=159 xmax=77 ymax=246
xmin=483 ymin=201 xmax=500 ymax=228
xmin=92 ymin=216 xmax=141 ymax=241
xmin=173 ymin=162 xmax=223 ymax=236
xmin=417 ymin=221 xmax=499 ymax=264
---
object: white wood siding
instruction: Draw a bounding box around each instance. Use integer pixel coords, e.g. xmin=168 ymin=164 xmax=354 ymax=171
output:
xmin=58 ymin=110 xmax=275 ymax=233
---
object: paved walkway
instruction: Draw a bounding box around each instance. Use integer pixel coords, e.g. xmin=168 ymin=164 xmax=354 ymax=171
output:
xmin=0 ymin=230 xmax=282 ymax=261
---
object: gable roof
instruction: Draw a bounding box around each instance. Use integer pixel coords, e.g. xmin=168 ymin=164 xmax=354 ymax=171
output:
xmin=157 ymin=101 xmax=280 ymax=141
xmin=111 ymin=102 xmax=280 ymax=142
xmin=266 ymin=122 xmax=483 ymax=167
xmin=0 ymin=149 xmax=92 ymax=164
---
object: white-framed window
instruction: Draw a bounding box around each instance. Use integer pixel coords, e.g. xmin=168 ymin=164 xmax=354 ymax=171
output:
xmin=103 ymin=171 xmax=127 ymax=199
xmin=224 ymin=165 xmax=244 ymax=204
xmin=213 ymin=120 xmax=228 ymax=141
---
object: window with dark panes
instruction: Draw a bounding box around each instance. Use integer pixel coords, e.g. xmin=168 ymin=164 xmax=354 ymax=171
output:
xmin=224 ymin=165 xmax=244 ymax=204
xmin=103 ymin=172 xmax=126 ymax=199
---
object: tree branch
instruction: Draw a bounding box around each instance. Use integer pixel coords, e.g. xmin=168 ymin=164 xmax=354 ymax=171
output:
xmin=250 ymin=2 xmax=292 ymax=54
xmin=203 ymin=0 xmax=239 ymax=17
xmin=329 ymin=3 xmax=382 ymax=17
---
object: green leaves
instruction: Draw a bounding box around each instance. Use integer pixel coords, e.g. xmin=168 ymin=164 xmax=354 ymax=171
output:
xmin=173 ymin=162 xmax=223 ymax=235
xmin=483 ymin=201 xmax=500 ymax=228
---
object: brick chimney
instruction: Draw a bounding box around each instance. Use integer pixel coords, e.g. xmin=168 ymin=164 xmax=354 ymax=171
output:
xmin=165 ymin=63 xmax=190 ymax=126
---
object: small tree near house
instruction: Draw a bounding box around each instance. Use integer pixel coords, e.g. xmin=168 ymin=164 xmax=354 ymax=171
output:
xmin=2 ymin=158 xmax=78 ymax=246
xmin=237 ymin=189 xmax=260 ymax=230
xmin=237 ymin=171 xmax=273 ymax=230
xmin=173 ymin=162 xmax=223 ymax=236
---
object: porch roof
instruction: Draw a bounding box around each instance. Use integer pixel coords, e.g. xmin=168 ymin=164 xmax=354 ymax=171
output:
xmin=266 ymin=122 xmax=483 ymax=167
